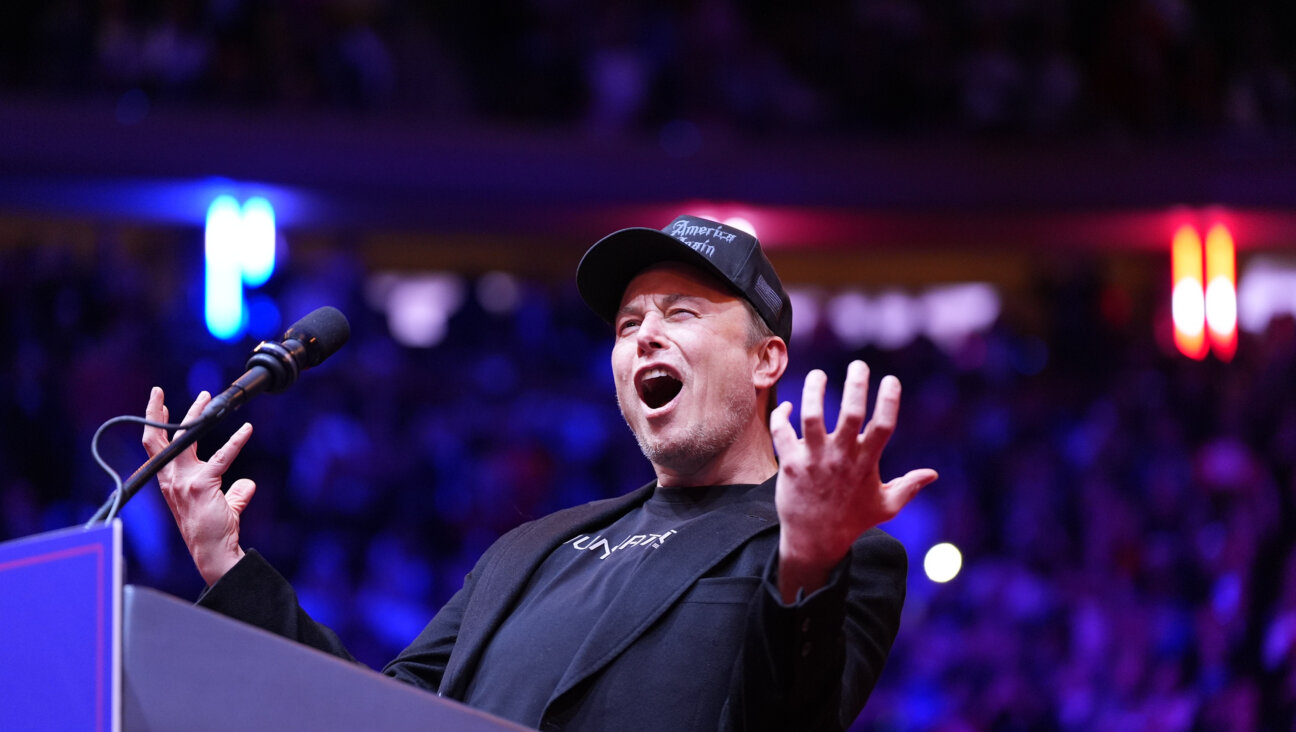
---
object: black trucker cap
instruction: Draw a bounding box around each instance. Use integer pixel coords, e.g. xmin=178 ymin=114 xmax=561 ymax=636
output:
xmin=576 ymin=215 xmax=793 ymax=343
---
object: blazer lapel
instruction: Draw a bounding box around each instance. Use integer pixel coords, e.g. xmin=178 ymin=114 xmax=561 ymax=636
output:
xmin=547 ymin=479 xmax=779 ymax=705
xmin=440 ymin=481 xmax=657 ymax=697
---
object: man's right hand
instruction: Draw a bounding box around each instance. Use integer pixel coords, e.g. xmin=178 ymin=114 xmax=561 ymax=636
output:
xmin=143 ymin=387 xmax=256 ymax=586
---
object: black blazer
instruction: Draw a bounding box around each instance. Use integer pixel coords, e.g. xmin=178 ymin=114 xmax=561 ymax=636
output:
xmin=198 ymin=477 xmax=907 ymax=731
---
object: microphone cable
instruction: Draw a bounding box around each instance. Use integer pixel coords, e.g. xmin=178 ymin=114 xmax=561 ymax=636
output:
xmin=84 ymin=411 xmax=209 ymax=527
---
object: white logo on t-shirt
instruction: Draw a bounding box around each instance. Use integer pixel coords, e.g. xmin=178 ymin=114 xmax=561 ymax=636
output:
xmin=564 ymin=530 xmax=678 ymax=560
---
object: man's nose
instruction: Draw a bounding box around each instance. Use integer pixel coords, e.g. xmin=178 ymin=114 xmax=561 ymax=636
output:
xmin=636 ymin=312 xmax=668 ymax=352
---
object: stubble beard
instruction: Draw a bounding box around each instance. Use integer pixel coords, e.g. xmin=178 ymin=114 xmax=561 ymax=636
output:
xmin=618 ymin=385 xmax=755 ymax=477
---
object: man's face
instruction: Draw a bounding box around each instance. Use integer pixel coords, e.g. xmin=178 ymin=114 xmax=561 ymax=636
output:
xmin=611 ymin=263 xmax=762 ymax=477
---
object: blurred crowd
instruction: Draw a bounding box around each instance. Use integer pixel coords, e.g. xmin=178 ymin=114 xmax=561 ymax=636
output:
xmin=3 ymin=0 xmax=1296 ymax=139
xmin=2 ymin=227 xmax=1294 ymax=730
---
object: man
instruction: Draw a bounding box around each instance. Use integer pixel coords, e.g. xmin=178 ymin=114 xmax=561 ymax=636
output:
xmin=144 ymin=215 xmax=937 ymax=731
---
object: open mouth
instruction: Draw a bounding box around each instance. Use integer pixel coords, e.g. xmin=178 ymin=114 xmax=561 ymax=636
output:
xmin=637 ymin=367 xmax=683 ymax=410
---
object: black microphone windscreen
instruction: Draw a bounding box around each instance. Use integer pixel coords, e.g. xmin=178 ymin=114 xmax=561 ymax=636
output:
xmin=283 ymin=306 xmax=351 ymax=368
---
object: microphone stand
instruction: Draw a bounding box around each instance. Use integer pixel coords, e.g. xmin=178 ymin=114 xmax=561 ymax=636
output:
xmin=86 ymin=414 xmax=223 ymax=524
xmin=83 ymin=306 xmax=351 ymax=527
xmin=86 ymin=336 xmax=299 ymax=525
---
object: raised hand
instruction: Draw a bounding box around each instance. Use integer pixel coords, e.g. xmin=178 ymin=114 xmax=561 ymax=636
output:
xmin=770 ymin=361 xmax=937 ymax=601
xmin=142 ymin=387 xmax=256 ymax=586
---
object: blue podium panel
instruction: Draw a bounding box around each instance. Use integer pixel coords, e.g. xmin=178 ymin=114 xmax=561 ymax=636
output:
xmin=0 ymin=522 xmax=122 ymax=732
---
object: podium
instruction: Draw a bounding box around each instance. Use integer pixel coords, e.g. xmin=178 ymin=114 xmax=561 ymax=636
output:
xmin=0 ymin=523 xmax=530 ymax=732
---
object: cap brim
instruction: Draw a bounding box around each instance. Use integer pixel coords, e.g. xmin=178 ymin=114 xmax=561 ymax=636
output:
xmin=576 ymin=227 xmax=737 ymax=325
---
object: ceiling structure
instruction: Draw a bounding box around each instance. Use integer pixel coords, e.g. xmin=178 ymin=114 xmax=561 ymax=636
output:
xmin=3 ymin=96 xmax=1296 ymax=288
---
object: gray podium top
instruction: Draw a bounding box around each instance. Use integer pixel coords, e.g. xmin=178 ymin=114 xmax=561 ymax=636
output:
xmin=123 ymin=585 xmax=531 ymax=732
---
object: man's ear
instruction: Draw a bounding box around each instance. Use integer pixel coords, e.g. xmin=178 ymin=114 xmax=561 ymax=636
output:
xmin=753 ymin=336 xmax=788 ymax=390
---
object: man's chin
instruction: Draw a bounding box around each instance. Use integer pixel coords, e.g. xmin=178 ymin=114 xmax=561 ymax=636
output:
xmin=625 ymin=395 xmax=752 ymax=477
xmin=634 ymin=429 xmax=722 ymax=476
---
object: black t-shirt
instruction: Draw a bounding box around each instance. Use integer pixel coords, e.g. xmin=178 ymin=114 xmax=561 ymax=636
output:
xmin=462 ymin=483 xmax=759 ymax=727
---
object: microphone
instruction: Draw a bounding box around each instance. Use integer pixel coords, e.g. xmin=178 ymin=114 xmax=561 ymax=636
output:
xmin=86 ymin=306 xmax=350 ymax=524
xmin=201 ymin=306 xmax=351 ymax=420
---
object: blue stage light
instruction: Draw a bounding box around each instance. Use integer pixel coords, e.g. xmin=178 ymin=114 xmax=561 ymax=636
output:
xmin=204 ymin=195 xmax=278 ymax=340
xmin=240 ymin=196 xmax=276 ymax=287
xmin=205 ymin=196 xmax=244 ymax=340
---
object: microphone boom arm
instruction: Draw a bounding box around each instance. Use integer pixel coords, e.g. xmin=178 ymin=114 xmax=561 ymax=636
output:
xmin=87 ymin=413 xmax=223 ymax=524
xmin=85 ymin=305 xmax=350 ymax=525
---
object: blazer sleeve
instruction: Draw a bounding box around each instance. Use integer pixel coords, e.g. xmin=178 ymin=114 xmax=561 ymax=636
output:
xmin=196 ymin=549 xmax=360 ymax=662
xmin=724 ymin=527 xmax=908 ymax=731
xmin=196 ymin=548 xmax=473 ymax=694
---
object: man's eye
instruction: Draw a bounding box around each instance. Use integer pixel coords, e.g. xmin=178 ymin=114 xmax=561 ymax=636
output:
xmin=667 ymin=309 xmax=696 ymax=319
xmin=618 ymin=320 xmax=639 ymax=334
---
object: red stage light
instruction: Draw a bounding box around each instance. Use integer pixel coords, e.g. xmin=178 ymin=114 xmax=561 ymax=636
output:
xmin=1204 ymin=224 xmax=1237 ymax=362
xmin=1171 ymin=224 xmax=1208 ymax=360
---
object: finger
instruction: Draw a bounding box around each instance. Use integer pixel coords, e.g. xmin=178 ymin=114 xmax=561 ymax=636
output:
xmin=225 ymin=478 xmax=257 ymax=515
xmin=207 ymin=423 xmax=253 ymax=475
xmin=800 ymin=370 xmax=828 ymax=451
xmin=142 ymin=387 xmax=169 ymax=456
xmin=834 ymin=360 xmax=870 ymax=443
xmin=769 ymin=401 xmax=798 ymax=457
xmin=145 ymin=386 xmax=164 ymax=420
xmin=173 ymin=391 xmax=211 ymax=441
xmin=883 ymin=468 xmax=938 ymax=516
xmin=859 ymin=375 xmax=901 ymax=458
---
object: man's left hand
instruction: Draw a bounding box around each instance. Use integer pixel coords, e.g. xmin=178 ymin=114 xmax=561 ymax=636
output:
xmin=770 ymin=360 xmax=937 ymax=602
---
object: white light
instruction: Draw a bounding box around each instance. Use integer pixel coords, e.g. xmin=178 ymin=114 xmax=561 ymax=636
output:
xmin=825 ymin=291 xmax=876 ymax=348
xmin=379 ymin=273 xmax=466 ymax=348
xmin=923 ymin=542 xmax=963 ymax=583
xmin=873 ymin=291 xmax=923 ymax=350
xmin=723 ymin=217 xmax=757 ymax=237
xmin=1171 ymin=278 xmax=1205 ymax=337
xmin=1205 ymin=278 xmax=1237 ymax=336
xmin=922 ymin=283 xmax=1000 ymax=351
xmin=1238 ymin=257 xmax=1296 ymax=334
